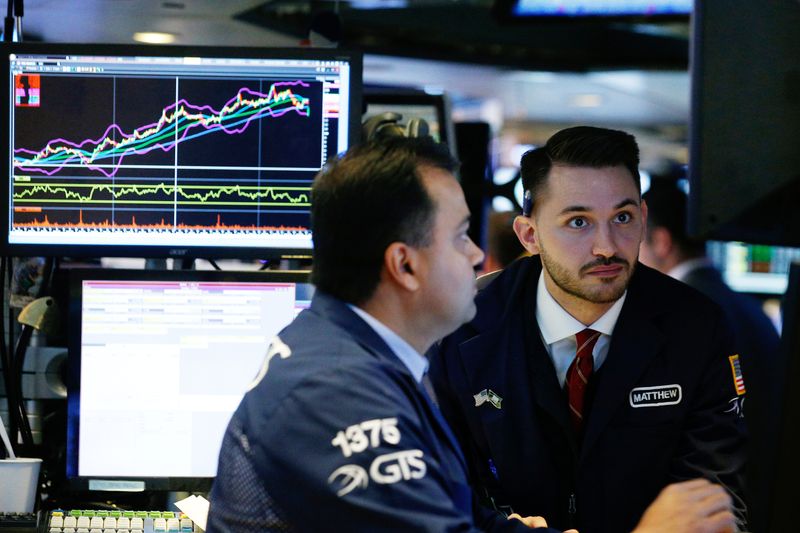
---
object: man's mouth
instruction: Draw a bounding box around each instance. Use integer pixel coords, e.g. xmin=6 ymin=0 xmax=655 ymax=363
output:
xmin=584 ymin=264 xmax=625 ymax=277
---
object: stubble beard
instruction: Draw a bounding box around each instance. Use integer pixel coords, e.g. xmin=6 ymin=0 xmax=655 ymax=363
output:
xmin=539 ymin=244 xmax=633 ymax=304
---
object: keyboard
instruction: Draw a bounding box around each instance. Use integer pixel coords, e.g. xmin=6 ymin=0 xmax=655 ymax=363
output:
xmin=45 ymin=510 xmax=196 ymax=533
xmin=0 ymin=512 xmax=39 ymax=533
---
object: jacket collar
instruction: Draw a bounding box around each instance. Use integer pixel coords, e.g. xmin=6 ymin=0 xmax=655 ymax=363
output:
xmin=311 ymin=291 xmax=467 ymax=468
xmin=310 ymin=291 xmax=405 ymax=372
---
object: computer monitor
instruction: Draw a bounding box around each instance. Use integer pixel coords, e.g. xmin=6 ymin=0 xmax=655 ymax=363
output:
xmin=363 ymin=88 xmax=456 ymax=158
xmin=688 ymin=0 xmax=800 ymax=246
xmin=706 ymin=241 xmax=800 ymax=296
xmin=493 ymin=0 xmax=691 ymax=19
xmin=1 ymin=43 xmax=362 ymax=259
xmin=65 ymin=268 xmax=314 ymax=491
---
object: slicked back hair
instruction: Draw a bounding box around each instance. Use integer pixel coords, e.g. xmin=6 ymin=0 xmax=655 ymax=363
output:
xmin=520 ymin=126 xmax=641 ymax=215
xmin=311 ymin=137 xmax=458 ymax=305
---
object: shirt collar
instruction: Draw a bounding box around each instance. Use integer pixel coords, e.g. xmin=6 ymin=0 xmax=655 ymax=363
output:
xmin=535 ymin=268 xmax=627 ymax=344
xmin=347 ymin=304 xmax=428 ymax=383
xmin=667 ymin=257 xmax=714 ymax=282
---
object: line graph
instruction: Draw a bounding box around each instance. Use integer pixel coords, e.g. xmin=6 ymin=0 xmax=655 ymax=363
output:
xmin=13 ymin=182 xmax=310 ymax=206
xmin=7 ymin=55 xmax=347 ymax=253
xmin=14 ymin=81 xmax=312 ymax=178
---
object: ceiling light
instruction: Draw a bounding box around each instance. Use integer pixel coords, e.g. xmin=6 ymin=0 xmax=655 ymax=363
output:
xmin=570 ymin=94 xmax=603 ymax=107
xmin=133 ymin=32 xmax=177 ymax=44
xmin=505 ymin=71 xmax=558 ymax=83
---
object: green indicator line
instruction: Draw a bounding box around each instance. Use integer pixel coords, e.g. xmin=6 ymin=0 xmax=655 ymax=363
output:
xmin=18 ymin=84 xmax=311 ymax=179
xmin=14 ymin=183 xmax=310 ymax=204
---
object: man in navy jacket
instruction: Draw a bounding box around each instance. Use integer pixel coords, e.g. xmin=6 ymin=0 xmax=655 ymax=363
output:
xmin=430 ymin=127 xmax=747 ymax=533
xmin=208 ymin=136 xmax=737 ymax=532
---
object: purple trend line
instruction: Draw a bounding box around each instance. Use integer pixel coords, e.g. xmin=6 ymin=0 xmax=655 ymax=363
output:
xmin=14 ymin=81 xmax=311 ymax=178
xmin=16 ymin=80 xmax=310 ymax=154
xmin=23 ymin=99 xmax=304 ymax=178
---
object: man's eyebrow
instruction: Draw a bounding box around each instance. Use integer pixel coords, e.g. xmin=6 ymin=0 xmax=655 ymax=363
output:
xmin=557 ymin=198 xmax=639 ymax=216
xmin=615 ymin=198 xmax=639 ymax=209
xmin=558 ymin=205 xmax=589 ymax=216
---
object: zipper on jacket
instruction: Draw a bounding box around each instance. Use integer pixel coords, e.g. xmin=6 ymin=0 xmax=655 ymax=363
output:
xmin=568 ymin=493 xmax=577 ymax=516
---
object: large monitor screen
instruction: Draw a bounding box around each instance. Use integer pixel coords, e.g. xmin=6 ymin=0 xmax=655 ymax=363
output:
xmin=494 ymin=0 xmax=691 ymax=18
xmin=2 ymin=43 xmax=362 ymax=259
xmin=688 ymin=0 xmax=800 ymax=246
xmin=65 ymin=268 xmax=314 ymax=491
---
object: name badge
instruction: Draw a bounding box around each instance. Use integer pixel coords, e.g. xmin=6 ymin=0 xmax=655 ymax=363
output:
xmin=629 ymin=384 xmax=682 ymax=408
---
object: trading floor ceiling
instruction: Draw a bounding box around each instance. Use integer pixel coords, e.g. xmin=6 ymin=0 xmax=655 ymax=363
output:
xmin=15 ymin=0 xmax=692 ymax=129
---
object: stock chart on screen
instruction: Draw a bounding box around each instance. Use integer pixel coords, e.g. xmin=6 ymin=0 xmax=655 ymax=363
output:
xmin=3 ymin=44 xmax=360 ymax=258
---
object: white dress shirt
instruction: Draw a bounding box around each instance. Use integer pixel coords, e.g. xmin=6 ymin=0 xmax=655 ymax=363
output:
xmin=667 ymin=257 xmax=714 ymax=282
xmin=535 ymin=271 xmax=627 ymax=387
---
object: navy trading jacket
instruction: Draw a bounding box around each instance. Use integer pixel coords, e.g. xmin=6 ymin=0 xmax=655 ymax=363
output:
xmin=429 ymin=256 xmax=748 ymax=533
xmin=207 ymin=291 xmax=555 ymax=532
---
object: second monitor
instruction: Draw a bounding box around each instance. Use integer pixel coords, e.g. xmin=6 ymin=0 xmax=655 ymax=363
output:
xmin=65 ymin=268 xmax=314 ymax=492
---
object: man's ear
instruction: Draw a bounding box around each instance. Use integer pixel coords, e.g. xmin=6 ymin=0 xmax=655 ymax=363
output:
xmin=513 ymin=215 xmax=541 ymax=255
xmin=384 ymin=242 xmax=421 ymax=291
xmin=649 ymin=226 xmax=674 ymax=259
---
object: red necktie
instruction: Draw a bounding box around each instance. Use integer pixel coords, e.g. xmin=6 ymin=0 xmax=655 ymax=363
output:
xmin=565 ymin=328 xmax=601 ymax=434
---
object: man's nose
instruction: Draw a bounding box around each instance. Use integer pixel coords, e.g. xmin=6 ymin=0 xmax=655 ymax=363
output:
xmin=470 ymin=238 xmax=485 ymax=268
xmin=592 ymin=224 xmax=617 ymax=258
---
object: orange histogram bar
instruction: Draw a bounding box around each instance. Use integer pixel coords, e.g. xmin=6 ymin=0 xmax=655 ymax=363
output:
xmin=14 ymin=212 xmax=307 ymax=232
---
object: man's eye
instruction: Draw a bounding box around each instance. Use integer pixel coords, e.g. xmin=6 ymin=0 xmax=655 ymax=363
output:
xmin=615 ymin=212 xmax=632 ymax=223
xmin=568 ymin=218 xmax=587 ymax=229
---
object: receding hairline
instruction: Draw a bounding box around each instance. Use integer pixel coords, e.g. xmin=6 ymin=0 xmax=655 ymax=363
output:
xmin=416 ymin=163 xmax=467 ymax=224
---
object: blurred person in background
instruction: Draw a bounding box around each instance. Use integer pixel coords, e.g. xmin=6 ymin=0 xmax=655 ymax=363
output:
xmin=640 ymin=179 xmax=781 ymax=533
xmin=483 ymin=209 xmax=530 ymax=274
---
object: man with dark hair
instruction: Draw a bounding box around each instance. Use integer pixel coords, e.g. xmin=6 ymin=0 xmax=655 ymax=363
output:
xmin=639 ymin=180 xmax=706 ymax=262
xmin=207 ymin=136 xmax=737 ymax=532
xmin=431 ymin=126 xmax=747 ymax=533
xmin=207 ymin=137 xmax=534 ymax=531
xmin=309 ymin=137 xmax=445 ymax=305
xmin=640 ymin=180 xmax=780 ymax=533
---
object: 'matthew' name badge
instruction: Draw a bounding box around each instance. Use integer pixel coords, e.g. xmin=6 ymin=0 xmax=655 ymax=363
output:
xmin=629 ymin=384 xmax=682 ymax=408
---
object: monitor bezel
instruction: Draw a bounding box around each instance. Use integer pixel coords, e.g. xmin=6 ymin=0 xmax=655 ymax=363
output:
xmin=1 ymin=42 xmax=362 ymax=260
xmin=65 ymin=267 xmax=313 ymax=492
